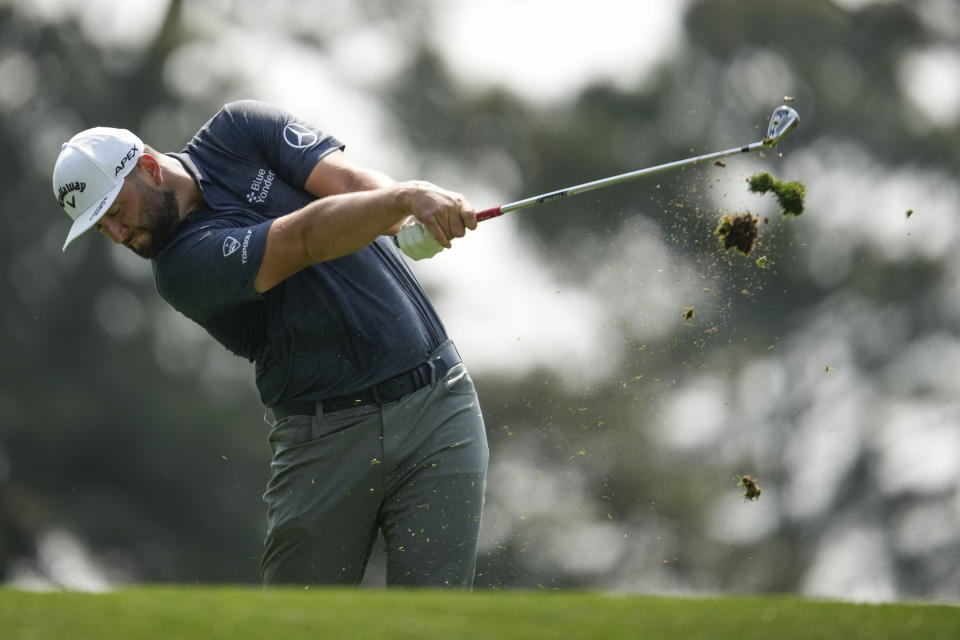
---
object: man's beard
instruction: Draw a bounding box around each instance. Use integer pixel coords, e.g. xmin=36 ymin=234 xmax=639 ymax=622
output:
xmin=127 ymin=180 xmax=183 ymax=259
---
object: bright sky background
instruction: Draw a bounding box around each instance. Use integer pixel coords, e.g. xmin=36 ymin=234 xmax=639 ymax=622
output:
xmin=428 ymin=0 xmax=693 ymax=104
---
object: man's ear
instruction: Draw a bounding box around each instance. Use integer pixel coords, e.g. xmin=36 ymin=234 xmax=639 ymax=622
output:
xmin=135 ymin=154 xmax=163 ymax=186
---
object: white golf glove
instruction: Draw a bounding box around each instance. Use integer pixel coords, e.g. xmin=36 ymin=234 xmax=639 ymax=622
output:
xmin=395 ymin=219 xmax=444 ymax=261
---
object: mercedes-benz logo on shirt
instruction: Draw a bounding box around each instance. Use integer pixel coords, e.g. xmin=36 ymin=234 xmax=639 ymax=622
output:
xmin=283 ymin=123 xmax=318 ymax=148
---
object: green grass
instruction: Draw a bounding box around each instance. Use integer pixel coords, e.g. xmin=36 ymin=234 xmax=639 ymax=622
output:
xmin=1 ymin=586 xmax=957 ymax=639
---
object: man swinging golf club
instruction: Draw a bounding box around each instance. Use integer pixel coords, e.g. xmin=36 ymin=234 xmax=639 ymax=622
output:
xmin=51 ymin=100 xmax=489 ymax=588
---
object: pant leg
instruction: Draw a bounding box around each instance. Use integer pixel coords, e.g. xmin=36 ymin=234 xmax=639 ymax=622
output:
xmin=259 ymin=407 xmax=385 ymax=585
xmin=379 ymin=362 xmax=489 ymax=588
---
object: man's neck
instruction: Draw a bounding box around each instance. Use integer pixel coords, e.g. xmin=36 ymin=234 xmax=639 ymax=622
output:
xmin=158 ymin=153 xmax=207 ymax=220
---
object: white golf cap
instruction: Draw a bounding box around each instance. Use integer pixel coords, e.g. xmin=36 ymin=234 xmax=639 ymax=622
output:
xmin=52 ymin=127 xmax=143 ymax=251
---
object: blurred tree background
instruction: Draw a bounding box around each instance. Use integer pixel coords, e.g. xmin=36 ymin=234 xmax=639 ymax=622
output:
xmin=2 ymin=0 xmax=960 ymax=601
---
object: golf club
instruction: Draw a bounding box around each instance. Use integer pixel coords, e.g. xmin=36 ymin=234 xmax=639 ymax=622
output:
xmin=395 ymin=106 xmax=799 ymax=259
xmin=474 ymin=105 xmax=799 ymax=222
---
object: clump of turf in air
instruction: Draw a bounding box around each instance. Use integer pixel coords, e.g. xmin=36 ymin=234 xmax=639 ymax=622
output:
xmin=735 ymin=474 xmax=763 ymax=502
xmin=748 ymin=172 xmax=777 ymax=193
xmin=715 ymin=212 xmax=759 ymax=256
xmin=748 ymin=171 xmax=806 ymax=217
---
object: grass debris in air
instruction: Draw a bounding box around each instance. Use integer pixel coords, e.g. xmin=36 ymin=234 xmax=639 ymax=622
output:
xmin=715 ymin=212 xmax=759 ymax=256
xmin=748 ymin=172 xmax=806 ymax=217
xmin=735 ymin=474 xmax=763 ymax=501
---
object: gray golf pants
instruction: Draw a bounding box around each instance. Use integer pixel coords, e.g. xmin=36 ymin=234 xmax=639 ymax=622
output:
xmin=259 ymin=360 xmax=488 ymax=588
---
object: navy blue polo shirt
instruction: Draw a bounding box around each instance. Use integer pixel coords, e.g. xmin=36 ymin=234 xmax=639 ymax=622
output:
xmin=152 ymin=100 xmax=448 ymax=406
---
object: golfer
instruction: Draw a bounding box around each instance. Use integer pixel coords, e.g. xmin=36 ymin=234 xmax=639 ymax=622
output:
xmin=51 ymin=100 xmax=489 ymax=588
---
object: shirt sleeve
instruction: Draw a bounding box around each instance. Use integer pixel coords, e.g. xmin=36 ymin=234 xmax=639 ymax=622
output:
xmin=217 ymin=100 xmax=345 ymax=189
xmin=153 ymin=218 xmax=272 ymax=323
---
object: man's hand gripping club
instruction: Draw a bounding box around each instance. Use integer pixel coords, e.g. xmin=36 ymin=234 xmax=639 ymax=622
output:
xmin=395 ymin=181 xmax=476 ymax=261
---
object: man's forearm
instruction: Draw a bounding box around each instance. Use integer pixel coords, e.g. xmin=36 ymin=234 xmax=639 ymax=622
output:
xmin=293 ymin=186 xmax=409 ymax=263
xmin=255 ymin=180 xmax=471 ymax=292
xmin=303 ymin=151 xmax=406 ymax=236
xmin=255 ymin=187 xmax=408 ymax=292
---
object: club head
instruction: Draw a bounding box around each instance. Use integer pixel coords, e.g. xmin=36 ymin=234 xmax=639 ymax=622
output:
xmin=764 ymin=105 xmax=799 ymax=146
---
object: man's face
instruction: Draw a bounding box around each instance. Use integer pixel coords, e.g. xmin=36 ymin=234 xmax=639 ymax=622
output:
xmin=95 ymin=174 xmax=181 ymax=259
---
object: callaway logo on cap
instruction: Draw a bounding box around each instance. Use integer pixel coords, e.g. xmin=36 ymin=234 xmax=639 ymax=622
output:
xmin=52 ymin=127 xmax=143 ymax=251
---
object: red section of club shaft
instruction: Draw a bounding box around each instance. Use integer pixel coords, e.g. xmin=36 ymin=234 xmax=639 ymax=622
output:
xmin=475 ymin=206 xmax=503 ymax=222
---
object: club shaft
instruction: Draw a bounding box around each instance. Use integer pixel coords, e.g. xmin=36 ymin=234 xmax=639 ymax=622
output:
xmin=476 ymin=139 xmax=767 ymax=222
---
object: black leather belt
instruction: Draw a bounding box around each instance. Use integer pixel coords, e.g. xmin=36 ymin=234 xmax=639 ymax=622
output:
xmin=270 ymin=343 xmax=461 ymax=419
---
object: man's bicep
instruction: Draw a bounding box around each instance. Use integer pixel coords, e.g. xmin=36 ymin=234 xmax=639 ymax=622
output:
xmin=303 ymin=149 xmax=395 ymax=197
